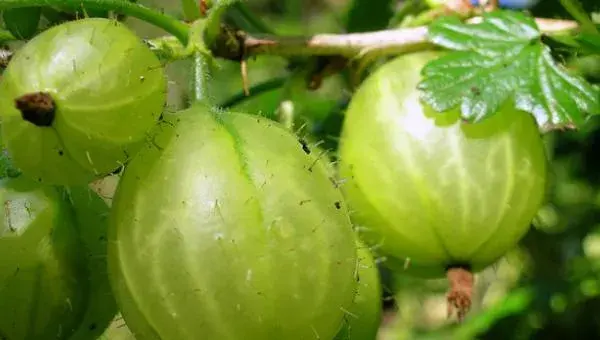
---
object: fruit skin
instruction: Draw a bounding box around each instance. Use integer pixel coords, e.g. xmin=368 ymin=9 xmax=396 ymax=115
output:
xmin=334 ymin=241 xmax=382 ymax=340
xmin=0 ymin=177 xmax=88 ymax=340
xmin=63 ymin=186 xmax=119 ymax=340
xmin=337 ymin=51 xmax=547 ymax=278
xmin=108 ymin=104 xmax=358 ymax=340
xmin=2 ymin=8 xmax=42 ymax=40
xmin=0 ymin=18 xmax=166 ymax=186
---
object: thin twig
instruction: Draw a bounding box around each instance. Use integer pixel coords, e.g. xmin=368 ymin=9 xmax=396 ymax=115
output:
xmin=243 ymin=25 xmax=431 ymax=58
xmin=238 ymin=18 xmax=579 ymax=58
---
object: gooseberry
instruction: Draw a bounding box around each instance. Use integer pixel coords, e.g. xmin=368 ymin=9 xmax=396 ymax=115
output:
xmin=0 ymin=18 xmax=166 ymax=185
xmin=108 ymin=104 xmax=359 ymax=339
xmin=337 ymin=51 xmax=547 ymax=319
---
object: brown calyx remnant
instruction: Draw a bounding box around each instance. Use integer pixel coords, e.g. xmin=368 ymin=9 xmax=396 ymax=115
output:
xmin=14 ymin=92 xmax=56 ymax=127
xmin=446 ymin=266 xmax=474 ymax=322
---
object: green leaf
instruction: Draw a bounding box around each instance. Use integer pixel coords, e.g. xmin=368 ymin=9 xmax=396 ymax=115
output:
xmin=419 ymin=10 xmax=600 ymax=128
xmin=519 ymin=46 xmax=598 ymax=126
xmin=425 ymin=11 xmax=540 ymax=56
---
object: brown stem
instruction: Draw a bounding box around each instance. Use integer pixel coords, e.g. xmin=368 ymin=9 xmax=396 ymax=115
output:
xmin=243 ymin=26 xmax=431 ymax=58
xmin=446 ymin=266 xmax=475 ymax=321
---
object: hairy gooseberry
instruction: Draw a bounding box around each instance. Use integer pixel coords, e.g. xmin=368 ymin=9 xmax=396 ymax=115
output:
xmin=108 ymin=104 xmax=358 ymax=340
xmin=0 ymin=177 xmax=88 ymax=339
xmin=337 ymin=51 xmax=547 ymax=319
xmin=0 ymin=18 xmax=166 ymax=185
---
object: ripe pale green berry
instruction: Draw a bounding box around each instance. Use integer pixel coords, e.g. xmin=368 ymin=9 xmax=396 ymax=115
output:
xmin=109 ymin=104 xmax=359 ymax=340
xmin=0 ymin=18 xmax=166 ymax=185
xmin=338 ymin=51 xmax=547 ymax=318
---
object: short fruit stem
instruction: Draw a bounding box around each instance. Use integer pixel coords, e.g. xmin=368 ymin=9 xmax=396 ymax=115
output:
xmin=446 ymin=265 xmax=474 ymax=321
xmin=15 ymin=92 xmax=56 ymax=127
